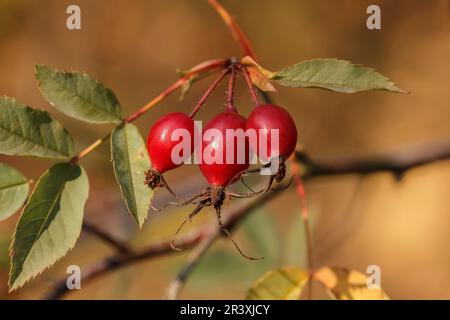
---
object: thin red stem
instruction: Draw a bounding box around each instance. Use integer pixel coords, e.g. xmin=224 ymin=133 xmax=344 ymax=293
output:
xmin=208 ymin=0 xmax=257 ymax=60
xmin=290 ymin=157 xmax=314 ymax=299
xmin=242 ymin=66 xmax=260 ymax=107
xmin=127 ymin=59 xmax=227 ymax=123
xmin=70 ymin=59 xmax=227 ymax=163
xmin=189 ymin=68 xmax=230 ymax=118
xmin=226 ymin=66 xmax=237 ymax=112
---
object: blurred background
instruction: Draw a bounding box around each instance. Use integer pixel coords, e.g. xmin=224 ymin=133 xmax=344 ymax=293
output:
xmin=0 ymin=0 xmax=450 ymax=299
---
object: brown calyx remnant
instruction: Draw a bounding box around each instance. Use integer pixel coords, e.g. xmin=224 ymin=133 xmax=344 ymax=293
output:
xmin=144 ymin=169 xmax=164 ymax=189
xmin=274 ymin=156 xmax=287 ymax=183
xmin=210 ymin=185 xmax=226 ymax=211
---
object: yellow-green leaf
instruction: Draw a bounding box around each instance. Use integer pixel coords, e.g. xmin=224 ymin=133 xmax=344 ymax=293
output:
xmin=9 ymin=162 xmax=89 ymax=291
xmin=35 ymin=64 xmax=123 ymax=124
xmin=246 ymin=267 xmax=309 ymax=300
xmin=0 ymin=96 xmax=74 ymax=159
xmin=0 ymin=163 xmax=29 ymax=221
xmin=273 ymin=58 xmax=407 ymax=93
xmin=314 ymin=266 xmax=389 ymax=300
xmin=111 ymin=123 xmax=151 ymax=227
xmin=240 ymin=56 xmax=276 ymax=79
xmin=247 ymin=67 xmax=276 ymax=92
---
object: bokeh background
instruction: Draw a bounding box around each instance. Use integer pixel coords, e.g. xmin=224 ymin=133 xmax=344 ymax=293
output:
xmin=0 ymin=0 xmax=450 ymax=299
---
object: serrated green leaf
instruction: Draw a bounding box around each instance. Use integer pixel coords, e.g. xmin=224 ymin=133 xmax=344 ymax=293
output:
xmin=35 ymin=64 xmax=123 ymax=124
xmin=111 ymin=123 xmax=151 ymax=227
xmin=273 ymin=58 xmax=407 ymax=93
xmin=0 ymin=96 xmax=74 ymax=159
xmin=246 ymin=267 xmax=309 ymax=300
xmin=0 ymin=163 xmax=29 ymax=221
xmin=314 ymin=267 xmax=389 ymax=300
xmin=9 ymin=162 xmax=89 ymax=291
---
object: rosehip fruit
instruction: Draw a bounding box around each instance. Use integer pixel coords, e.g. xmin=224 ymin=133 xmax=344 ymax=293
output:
xmin=145 ymin=112 xmax=194 ymax=189
xmin=199 ymin=111 xmax=250 ymax=187
xmin=245 ymin=104 xmax=297 ymax=161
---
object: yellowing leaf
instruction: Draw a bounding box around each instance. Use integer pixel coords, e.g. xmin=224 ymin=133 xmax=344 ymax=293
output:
xmin=246 ymin=267 xmax=309 ymax=300
xmin=241 ymin=56 xmax=275 ymax=79
xmin=314 ymin=266 xmax=389 ymax=300
xmin=240 ymin=56 xmax=276 ymax=92
xmin=247 ymin=67 xmax=276 ymax=92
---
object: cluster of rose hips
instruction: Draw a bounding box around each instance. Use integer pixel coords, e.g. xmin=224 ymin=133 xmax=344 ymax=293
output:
xmin=145 ymin=61 xmax=297 ymax=259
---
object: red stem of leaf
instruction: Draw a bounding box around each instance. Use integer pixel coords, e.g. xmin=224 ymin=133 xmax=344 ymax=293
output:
xmin=127 ymin=59 xmax=227 ymax=123
xmin=71 ymin=59 xmax=227 ymax=163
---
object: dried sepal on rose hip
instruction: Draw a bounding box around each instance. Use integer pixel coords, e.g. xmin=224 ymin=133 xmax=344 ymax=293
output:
xmin=146 ymin=62 xmax=297 ymax=260
xmin=144 ymin=67 xmax=232 ymax=197
xmin=168 ymin=67 xmax=264 ymax=260
xmin=245 ymin=103 xmax=297 ymax=187
xmin=169 ymin=110 xmax=262 ymax=260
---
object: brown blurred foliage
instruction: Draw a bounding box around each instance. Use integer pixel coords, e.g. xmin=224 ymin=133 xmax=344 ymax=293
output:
xmin=0 ymin=0 xmax=449 ymax=299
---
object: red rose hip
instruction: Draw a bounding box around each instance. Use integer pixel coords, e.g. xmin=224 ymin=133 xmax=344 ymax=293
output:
xmin=246 ymin=104 xmax=297 ymax=161
xmin=145 ymin=112 xmax=194 ymax=189
xmin=199 ymin=111 xmax=250 ymax=187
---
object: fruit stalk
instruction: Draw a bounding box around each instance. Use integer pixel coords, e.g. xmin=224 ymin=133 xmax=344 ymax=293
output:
xmin=127 ymin=59 xmax=228 ymax=123
xmin=71 ymin=58 xmax=228 ymax=163
xmin=226 ymin=66 xmax=237 ymax=112
xmin=242 ymin=66 xmax=260 ymax=107
xmin=189 ymin=67 xmax=230 ymax=118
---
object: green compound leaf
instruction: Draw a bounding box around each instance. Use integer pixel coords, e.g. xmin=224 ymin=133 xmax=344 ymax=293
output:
xmin=246 ymin=267 xmax=309 ymax=300
xmin=0 ymin=96 xmax=74 ymax=159
xmin=111 ymin=123 xmax=151 ymax=227
xmin=0 ymin=163 xmax=29 ymax=221
xmin=9 ymin=162 xmax=89 ymax=291
xmin=35 ymin=64 xmax=123 ymax=124
xmin=273 ymin=58 xmax=407 ymax=93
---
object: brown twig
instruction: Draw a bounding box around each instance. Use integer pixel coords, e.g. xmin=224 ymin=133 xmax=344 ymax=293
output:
xmin=297 ymin=138 xmax=450 ymax=180
xmin=45 ymin=143 xmax=450 ymax=299
xmin=82 ymin=221 xmax=131 ymax=254
xmin=45 ymin=229 xmax=206 ymax=300
xmin=45 ymin=187 xmax=280 ymax=300
xmin=164 ymin=235 xmax=215 ymax=300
